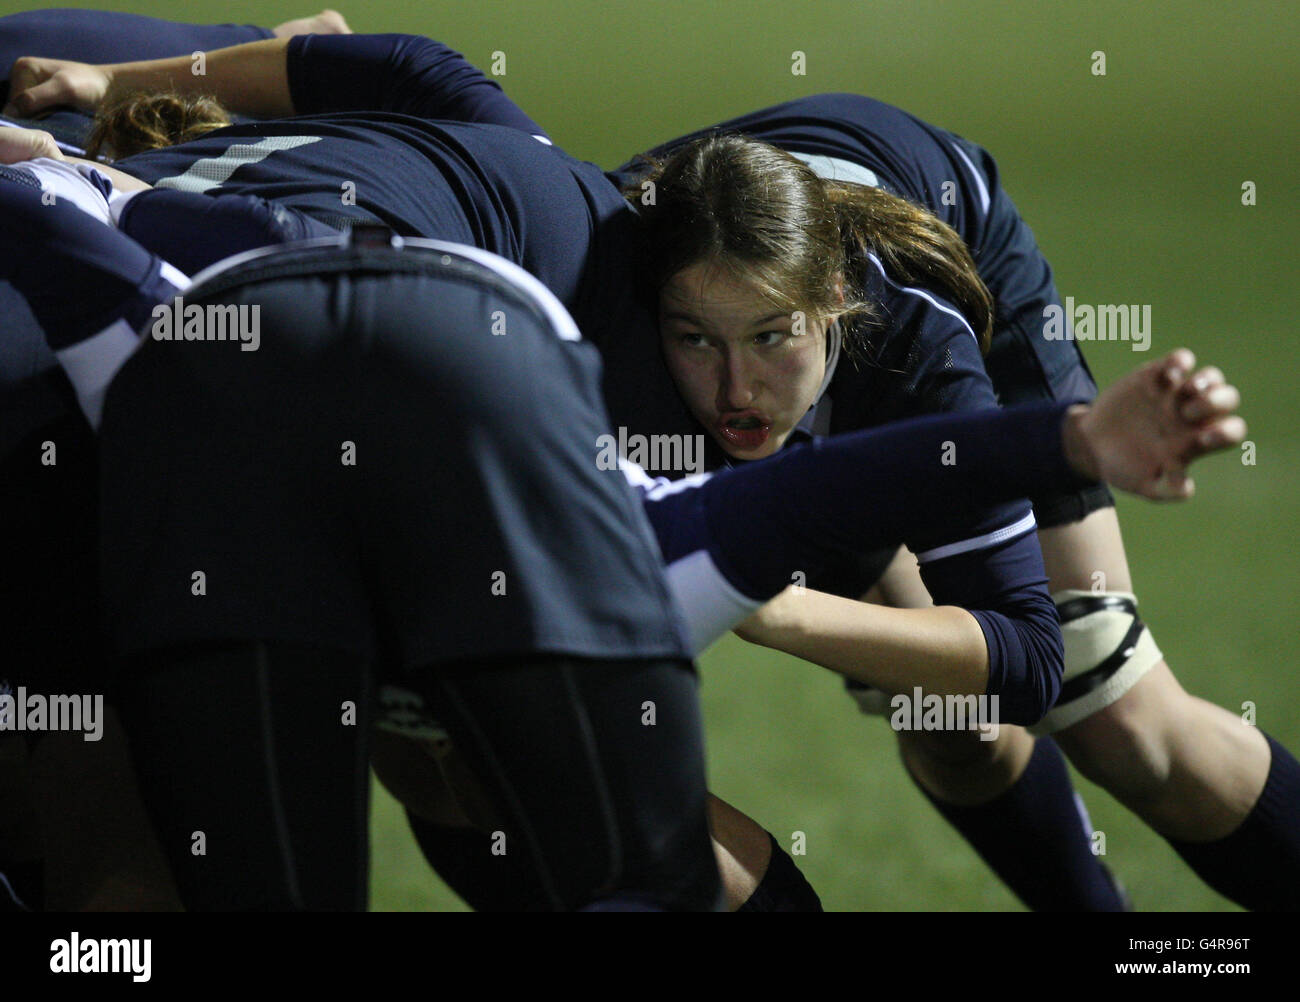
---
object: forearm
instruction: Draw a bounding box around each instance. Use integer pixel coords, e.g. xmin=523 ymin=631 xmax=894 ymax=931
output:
xmin=739 ymin=589 xmax=990 ymax=696
xmin=106 ymin=38 xmax=293 ymax=118
xmin=0 ymin=128 xmax=150 ymax=190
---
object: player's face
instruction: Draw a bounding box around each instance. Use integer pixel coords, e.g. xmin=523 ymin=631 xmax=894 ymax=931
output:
xmin=659 ymin=262 xmax=829 ymax=460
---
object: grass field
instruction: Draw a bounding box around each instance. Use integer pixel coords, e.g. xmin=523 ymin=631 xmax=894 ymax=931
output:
xmin=16 ymin=0 xmax=1296 ymax=911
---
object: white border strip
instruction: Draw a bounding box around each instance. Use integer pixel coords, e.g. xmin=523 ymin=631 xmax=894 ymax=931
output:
xmin=949 ymin=142 xmax=991 ymax=216
xmin=663 ymin=549 xmax=762 ymax=656
xmin=914 ymin=510 xmax=1037 ymax=564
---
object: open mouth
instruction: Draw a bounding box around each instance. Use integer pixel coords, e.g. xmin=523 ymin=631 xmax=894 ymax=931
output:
xmin=717 ymin=413 xmax=772 ymax=452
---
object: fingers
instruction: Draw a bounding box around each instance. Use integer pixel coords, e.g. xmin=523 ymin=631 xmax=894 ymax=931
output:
xmin=1193 ymin=415 xmax=1248 ymax=453
xmin=1149 ymin=468 xmax=1194 ymax=502
xmin=1160 ymin=356 xmax=1244 ymax=426
xmin=1155 ymin=348 xmax=1196 ymax=389
xmin=1179 ymin=365 xmax=1224 ymax=396
xmin=1181 ymin=381 xmax=1241 ymax=423
xmin=8 ymin=77 xmax=74 ymax=117
xmin=2 ymin=58 xmax=87 ymax=117
xmin=0 ymin=128 xmax=59 ymax=164
xmin=3 ymin=57 xmax=48 ymax=116
xmin=3 ymin=81 xmax=53 ymax=118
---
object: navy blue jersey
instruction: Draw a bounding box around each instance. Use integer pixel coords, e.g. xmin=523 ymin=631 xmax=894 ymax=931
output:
xmin=607 ymin=93 xmax=1055 ymax=339
xmin=117 ymin=36 xmax=599 ymax=306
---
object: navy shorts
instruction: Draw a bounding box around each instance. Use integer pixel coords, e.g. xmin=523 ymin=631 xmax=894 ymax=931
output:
xmin=98 ymin=238 xmax=690 ymax=669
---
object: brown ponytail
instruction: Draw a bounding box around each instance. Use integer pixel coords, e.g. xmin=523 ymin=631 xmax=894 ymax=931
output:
xmin=630 ymin=133 xmax=993 ymax=356
xmin=85 ymin=90 xmax=231 ymax=161
xmin=824 ymin=182 xmax=992 ymax=351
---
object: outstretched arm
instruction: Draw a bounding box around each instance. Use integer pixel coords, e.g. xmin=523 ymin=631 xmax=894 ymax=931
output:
xmin=644 ymin=349 xmax=1244 ymax=653
xmin=3 ymin=38 xmax=295 ymax=119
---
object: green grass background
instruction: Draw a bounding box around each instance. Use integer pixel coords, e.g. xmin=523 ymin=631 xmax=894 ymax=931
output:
xmin=15 ymin=0 xmax=1295 ymax=910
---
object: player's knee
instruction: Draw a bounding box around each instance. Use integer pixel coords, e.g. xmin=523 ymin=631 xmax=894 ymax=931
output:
xmin=1032 ymin=589 xmax=1176 ymax=803
xmin=1057 ymin=698 xmax=1173 ymax=805
xmin=1030 ymin=590 xmax=1164 ymax=733
xmin=896 ymin=724 xmax=1016 ymax=772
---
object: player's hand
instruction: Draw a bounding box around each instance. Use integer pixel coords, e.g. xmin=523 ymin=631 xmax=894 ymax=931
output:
xmin=0 ymin=126 xmax=63 ymax=163
xmin=1062 ymin=348 xmax=1246 ymax=501
xmin=2 ymin=57 xmax=114 ymax=117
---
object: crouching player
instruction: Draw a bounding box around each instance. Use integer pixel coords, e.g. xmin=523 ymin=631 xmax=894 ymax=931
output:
xmin=3 ymin=180 xmax=725 ymax=910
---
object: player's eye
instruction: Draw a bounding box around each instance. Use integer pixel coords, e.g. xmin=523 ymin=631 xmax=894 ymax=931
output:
xmin=678 ymin=331 xmax=708 ymax=348
xmin=753 ymin=330 xmax=787 ymax=347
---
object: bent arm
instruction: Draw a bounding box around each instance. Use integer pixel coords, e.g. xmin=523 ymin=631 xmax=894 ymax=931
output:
xmin=6 ymin=34 xmax=547 ymax=136
xmin=287 ymin=34 xmax=547 ymax=135
xmin=740 ymin=589 xmax=991 ymax=698
xmin=738 ymin=526 xmax=1063 ymax=724
xmin=105 ymin=38 xmax=294 ymax=118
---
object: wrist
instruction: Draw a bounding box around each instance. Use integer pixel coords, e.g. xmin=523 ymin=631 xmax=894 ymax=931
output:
xmin=1061 ymin=404 xmax=1100 ymax=482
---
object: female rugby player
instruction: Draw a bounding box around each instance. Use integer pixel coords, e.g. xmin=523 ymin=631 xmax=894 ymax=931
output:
xmin=613 ymin=109 xmax=1299 ymax=911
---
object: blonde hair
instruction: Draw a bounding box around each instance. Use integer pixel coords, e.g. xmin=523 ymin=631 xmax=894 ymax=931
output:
xmin=86 ymin=90 xmax=231 ymax=160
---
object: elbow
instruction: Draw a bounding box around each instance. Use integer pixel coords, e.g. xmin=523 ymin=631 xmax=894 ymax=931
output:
xmin=1003 ymin=620 xmax=1063 ymax=726
xmin=980 ymin=606 xmax=1064 ymax=727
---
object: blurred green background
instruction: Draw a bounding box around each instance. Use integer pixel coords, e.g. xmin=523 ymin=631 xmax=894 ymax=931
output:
xmin=14 ymin=0 xmax=1295 ymax=911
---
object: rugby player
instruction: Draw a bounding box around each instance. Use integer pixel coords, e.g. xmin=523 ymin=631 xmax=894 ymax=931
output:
xmin=608 ymin=105 xmax=1299 ymax=911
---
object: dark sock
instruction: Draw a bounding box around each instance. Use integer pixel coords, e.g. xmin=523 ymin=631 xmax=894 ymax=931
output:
xmin=908 ymin=737 xmax=1127 ymax=911
xmin=736 ymin=833 xmax=824 ymax=912
xmin=1167 ymin=733 xmax=1300 ymax=911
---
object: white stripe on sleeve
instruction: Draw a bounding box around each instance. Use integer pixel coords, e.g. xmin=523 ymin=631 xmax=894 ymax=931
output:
xmin=53 ymin=264 xmax=189 ymax=431
xmin=913 ymin=510 xmax=1038 ymax=564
